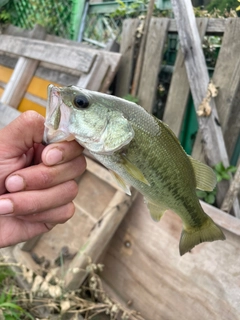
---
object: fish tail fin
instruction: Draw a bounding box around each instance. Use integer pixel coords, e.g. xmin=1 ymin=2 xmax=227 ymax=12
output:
xmin=179 ymin=217 xmax=225 ymax=256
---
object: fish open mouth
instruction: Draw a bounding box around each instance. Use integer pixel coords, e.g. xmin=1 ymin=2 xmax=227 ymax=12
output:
xmin=43 ymin=85 xmax=75 ymax=144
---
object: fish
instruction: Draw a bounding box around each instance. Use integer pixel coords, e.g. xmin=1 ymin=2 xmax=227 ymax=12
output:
xmin=43 ymin=84 xmax=225 ymax=256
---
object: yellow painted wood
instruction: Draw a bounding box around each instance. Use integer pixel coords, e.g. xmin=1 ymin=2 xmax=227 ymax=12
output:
xmin=0 ymin=65 xmax=59 ymax=116
xmin=0 ymin=65 xmax=12 ymax=82
xmin=18 ymin=98 xmax=46 ymax=116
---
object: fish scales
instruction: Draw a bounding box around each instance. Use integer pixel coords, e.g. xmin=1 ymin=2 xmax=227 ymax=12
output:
xmin=44 ymin=85 xmax=225 ymax=256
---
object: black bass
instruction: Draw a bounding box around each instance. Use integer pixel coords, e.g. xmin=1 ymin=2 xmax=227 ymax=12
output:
xmin=43 ymin=85 xmax=225 ymax=255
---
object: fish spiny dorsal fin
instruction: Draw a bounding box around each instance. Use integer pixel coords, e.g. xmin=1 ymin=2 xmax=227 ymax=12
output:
xmin=110 ymin=170 xmax=131 ymax=195
xmin=121 ymin=154 xmax=150 ymax=186
xmin=144 ymin=198 xmax=168 ymax=222
xmin=188 ymin=156 xmax=217 ymax=191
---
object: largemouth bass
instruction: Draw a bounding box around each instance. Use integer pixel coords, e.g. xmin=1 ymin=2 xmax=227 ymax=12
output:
xmin=44 ymin=85 xmax=225 ymax=255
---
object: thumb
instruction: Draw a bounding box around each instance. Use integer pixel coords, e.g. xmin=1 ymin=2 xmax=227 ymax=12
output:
xmin=0 ymin=111 xmax=45 ymax=158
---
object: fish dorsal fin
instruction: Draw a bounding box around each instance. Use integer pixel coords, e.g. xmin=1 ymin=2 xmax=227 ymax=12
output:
xmin=144 ymin=198 xmax=168 ymax=222
xmin=110 ymin=170 xmax=131 ymax=196
xmin=121 ymin=154 xmax=150 ymax=186
xmin=188 ymin=156 xmax=217 ymax=191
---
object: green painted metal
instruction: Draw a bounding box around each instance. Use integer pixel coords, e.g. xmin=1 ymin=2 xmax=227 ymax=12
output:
xmin=156 ymin=0 xmax=172 ymax=10
xmin=179 ymin=96 xmax=199 ymax=155
xmin=88 ymin=1 xmax=135 ymax=15
xmin=72 ymin=0 xmax=86 ymax=40
xmin=231 ymin=134 xmax=240 ymax=166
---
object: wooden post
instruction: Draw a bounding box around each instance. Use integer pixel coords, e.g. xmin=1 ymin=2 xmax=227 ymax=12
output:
xmin=170 ymin=0 xmax=239 ymax=215
xmin=163 ymin=18 xmax=208 ymax=137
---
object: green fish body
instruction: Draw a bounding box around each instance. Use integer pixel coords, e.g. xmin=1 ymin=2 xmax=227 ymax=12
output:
xmin=44 ymin=85 xmax=225 ymax=255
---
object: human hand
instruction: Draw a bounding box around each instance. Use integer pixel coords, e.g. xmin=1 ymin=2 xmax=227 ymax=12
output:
xmin=0 ymin=111 xmax=86 ymax=248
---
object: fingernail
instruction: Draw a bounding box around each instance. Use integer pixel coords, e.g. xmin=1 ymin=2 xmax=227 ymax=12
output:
xmin=0 ymin=199 xmax=14 ymax=215
xmin=45 ymin=148 xmax=63 ymax=165
xmin=6 ymin=175 xmax=25 ymax=192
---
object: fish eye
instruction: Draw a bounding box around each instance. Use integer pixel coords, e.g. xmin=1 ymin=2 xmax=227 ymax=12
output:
xmin=73 ymin=95 xmax=89 ymax=109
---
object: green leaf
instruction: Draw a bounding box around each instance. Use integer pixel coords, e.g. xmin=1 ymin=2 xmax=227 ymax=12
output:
xmin=227 ymin=165 xmax=237 ymax=174
xmin=0 ymin=302 xmax=23 ymax=310
xmin=221 ymin=172 xmax=231 ymax=180
xmin=214 ymin=162 xmax=225 ymax=173
xmin=205 ymin=193 xmax=215 ymax=204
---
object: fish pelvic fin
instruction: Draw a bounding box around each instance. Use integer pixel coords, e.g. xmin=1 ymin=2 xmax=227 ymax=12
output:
xmin=144 ymin=199 xmax=168 ymax=222
xmin=179 ymin=217 xmax=225 ymax=256
xmin=110 ymin=170 xmax=131 ymax=196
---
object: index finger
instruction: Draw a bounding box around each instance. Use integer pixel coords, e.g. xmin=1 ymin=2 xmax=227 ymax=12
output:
xmin=42 ymin=140 xmax=84 ymax=166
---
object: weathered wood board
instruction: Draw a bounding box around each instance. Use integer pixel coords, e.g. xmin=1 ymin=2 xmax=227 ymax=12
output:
xmin=137 ymin=18 xmax=169 ymax=113
xmin=115 ymin=19 xmax=139 ymax=98
xmin=211 ymin=18 xmax=240 ymax=160
xmin=102 ymin=195 xmax=240 ymax=320
xmin=163 ymin=18 xmax=208 ymax=137
xmin=0 ymin=35 xmax=96 ymax=74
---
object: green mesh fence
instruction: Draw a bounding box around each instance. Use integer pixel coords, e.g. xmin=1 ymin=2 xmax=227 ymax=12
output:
xmin=8 ymin=0 xmax=79 ymax=39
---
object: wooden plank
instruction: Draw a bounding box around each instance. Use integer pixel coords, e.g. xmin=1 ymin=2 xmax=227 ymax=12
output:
xmin=77 ymin=53 xmax=105 ymax=90
xmin=45 ymin=33 xmax=121 ymax=92
xmin=170 ymin=0 xmax=239 ymax=215
xmin=131 ymin=0 xmax=155 ymax=96
xmin=0 ymin=35 xmax=96 ymax=73
xmin=64 ymin=189 xmax=138 ymax=290
xmin=163 ymin=18 xmax=208 ymax=137
xmin=101 ymin=195 xmax=240 ymax=320
xmin=0 ymin=102 xmax=20 ymax=129
xmin=221 ymin=164 xmax=240 ymax=213
xmin=0 ymin=25 xmax=46 ymax=109
xmin=168 ymin=17 xmax=227 ymax=34
xmin=2 ymin=19 xmax=227 ymax=37
xmin=211 ymin=18 xmax=240 ymax=160
xmin=115 ymin=19 xmax=139 ymax=97
xmin=99 ymin=51 xmax=121 ymax=93
xmin=137 ymin=18 xmax=169 ymax=113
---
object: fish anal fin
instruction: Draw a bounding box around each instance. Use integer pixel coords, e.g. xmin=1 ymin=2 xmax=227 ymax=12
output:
xmin=188 ymin=156 xmax=217 ymax=191
xmin=179 ymin=216 xmax=225 ymax=256
xmin=121 ymin=154 xmax=150 ymax=186
xmin=110 ymin=170 xmax=131 ymax=196
xmin=145 ymin=198 xmax=168 ymax=222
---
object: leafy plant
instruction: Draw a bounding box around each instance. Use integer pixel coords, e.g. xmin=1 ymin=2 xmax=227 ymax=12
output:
xmin=197 ymin=162 xmax=237 ymax=205
xmin=0 ymin=0 xmax=11 ymax=24
xmin=206 ymin=0 xmax=240 ymax=16
xmin=0 ymin=289 xmax=34 ymax=320
xmin=123 ymin=94 xmax=139 ymax=103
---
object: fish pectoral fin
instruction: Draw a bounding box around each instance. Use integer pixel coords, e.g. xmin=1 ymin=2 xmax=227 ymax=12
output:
xmin=121 ymin=154 xmax=150 ymax=186
xmin=110 ymin=170 xmax=131 ymax=196
xmin=188 ymin=156 xmax=217 ymax=191
xmin=179 ymin=216 xmax=225 ymax=256
xmin=145 ymin=199 xmax=168 ymax=222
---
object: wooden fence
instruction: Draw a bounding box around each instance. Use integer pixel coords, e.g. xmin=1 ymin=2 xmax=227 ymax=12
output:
xmin=115 ymin=15 xmax=240 ymax=217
